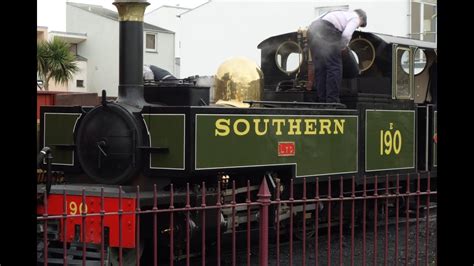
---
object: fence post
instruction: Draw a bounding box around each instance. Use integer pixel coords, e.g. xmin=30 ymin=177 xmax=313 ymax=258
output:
xmin=258 ymin=177 xmax=272 ymax=266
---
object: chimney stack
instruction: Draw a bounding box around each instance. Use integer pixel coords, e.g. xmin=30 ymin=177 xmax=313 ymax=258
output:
xmin=113 ymin=0 xmax=150 ymax=109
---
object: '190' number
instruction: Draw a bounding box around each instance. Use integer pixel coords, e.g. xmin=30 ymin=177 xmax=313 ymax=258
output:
xmin=380 ymin=129 xmax=402 ymax=155
xmin=69 ymin=201 xmax=88 ymax=215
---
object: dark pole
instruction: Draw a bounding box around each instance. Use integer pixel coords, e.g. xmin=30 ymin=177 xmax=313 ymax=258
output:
xmin=113 ymin=0 xmax=150 ymax=109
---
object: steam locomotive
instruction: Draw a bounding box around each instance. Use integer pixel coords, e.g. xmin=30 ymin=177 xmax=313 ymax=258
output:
xmin=37 ymin=0 xmax=437 ymax=263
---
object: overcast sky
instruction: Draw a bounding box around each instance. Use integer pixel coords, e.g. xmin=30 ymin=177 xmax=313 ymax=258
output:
xmin=37 ymin=0 xmax=209 ymax=31
xmin=38 ymin=0 xmax=340 ymax=31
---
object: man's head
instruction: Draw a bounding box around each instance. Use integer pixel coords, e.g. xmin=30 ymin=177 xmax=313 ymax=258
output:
xmin=354 ymin=9 xmax=367 ymax=27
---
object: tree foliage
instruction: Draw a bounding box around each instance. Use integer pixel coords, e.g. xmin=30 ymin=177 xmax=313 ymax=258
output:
xmin=37 ymin=38 xmax=78 ymax=90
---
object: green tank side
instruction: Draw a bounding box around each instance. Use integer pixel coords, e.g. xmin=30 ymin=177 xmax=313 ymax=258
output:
xmin=142 ymin=114 xmax=185 ymax=170
xmin=365 ymin=110 xmax=415 ymax=172
xmin=43 ymin=113 xmax=81 ymax=165
xmin=195 ymin=114 xmax=358 ymax=177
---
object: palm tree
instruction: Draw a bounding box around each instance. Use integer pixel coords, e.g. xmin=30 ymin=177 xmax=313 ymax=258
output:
xmin=37 ymin=38 xmax=79 ymax=90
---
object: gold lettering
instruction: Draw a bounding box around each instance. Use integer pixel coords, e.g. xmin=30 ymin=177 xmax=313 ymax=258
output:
xmin=384 ymin=130 xmax=392 ymax=155
xmin=287 ymin=119 xmax=302 ymax=135
xmin=215 ymin=119 xmax=230 ymax=136
xmin=319 ymin=119 xmax=332 ymax=134
xmin=304 ymin=119 xmax=317 ymax=135
xmin=254 ymin=119 xmax=269 ymax=136
xmin=272 ymin=119 xmax=286 ymax=135
xmin=69 ymin=201 xmax=88 ymax=215
xmin=333 ymin=119 xmax=345 ymax=134
xmin=215 ymin=117 xmax=350 ymax=137
xmin=234 ymin=119 xmax=250 ymax=136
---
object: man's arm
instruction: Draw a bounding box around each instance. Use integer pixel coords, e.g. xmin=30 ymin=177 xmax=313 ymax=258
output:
xmin=341 ymin=18 xmax=360 ymax=48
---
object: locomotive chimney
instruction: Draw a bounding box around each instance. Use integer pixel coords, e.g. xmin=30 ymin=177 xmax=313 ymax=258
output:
xmin=113 ymin=0 xmax=150 ymax=109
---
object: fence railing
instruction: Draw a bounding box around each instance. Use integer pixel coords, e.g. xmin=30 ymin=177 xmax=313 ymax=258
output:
xmin=37 ymin=172 xmax=437 ymax=266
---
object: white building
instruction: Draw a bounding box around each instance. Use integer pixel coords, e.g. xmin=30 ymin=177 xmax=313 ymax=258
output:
xmin=66 ymin=2 xmax=176 ymax=97
xmin=178 ymin=0 xmax=436 ymax=78
xmin=48 ymin=31 xmax=88 ymax=92
xmin=145 ymin=5 xmax=191 ymax=77
xmin=37 ymin=26 xmax=88 ymax=92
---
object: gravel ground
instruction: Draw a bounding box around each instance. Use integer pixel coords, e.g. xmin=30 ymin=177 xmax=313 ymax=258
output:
xmin=221 ymin=211 xmax=437 ymax=265
xmin=266 ymin=218 xmax=437 ymax=265
xmin=143 ymin=209 xmax=437 ymax=266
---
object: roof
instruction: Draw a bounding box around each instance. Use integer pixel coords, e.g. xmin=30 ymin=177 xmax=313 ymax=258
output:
xmin=369 ymin=32 xmax=436 ymax=49
xmin=146 ymin=5 xmax=191 ymax=15
xmin=257 ymin=32 xmax=297 ymax=49
xmin=67 ymin=2 xmax=174 ymax=34
xmin=75 ymin=55 xmax=88 ymax=62
xmin=49 ymin=31 xmax=87 ymax=44
xmin=258 ymin=31 xmax=436 ymax=50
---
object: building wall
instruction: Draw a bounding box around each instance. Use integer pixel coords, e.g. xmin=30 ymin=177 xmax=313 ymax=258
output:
xmin=145 ymin=6 xmax=188 ymax=77
xmin=47 ymin=81 xmax=68 ymax=91
xmin=67 ymin=60 xmax=88 ymax=92
xmin=145 ymin=6 xmax=188 ymax=58
xmin=67 ymin=5 xmax=120 ymax=96
xmin=37 ymin=27 xmax=86 ymax=92
xmin=44 ymin=53 xmax=87 ymax=92
xmin=143 ymin=30 xmax=176 ymax=76
xmin=179 ymin=1 xmax=409 ymax=77
xmin=47 ymin=60 xmax=87 ymax=92
xmin=37 ymin=27 xmax=48 ymax=42
xmin=66 ymin=4 xmax=175 ymax=97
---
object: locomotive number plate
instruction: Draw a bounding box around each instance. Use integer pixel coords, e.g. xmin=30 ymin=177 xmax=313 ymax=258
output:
xmin=278 ymin=142 xmax=295 ymax=156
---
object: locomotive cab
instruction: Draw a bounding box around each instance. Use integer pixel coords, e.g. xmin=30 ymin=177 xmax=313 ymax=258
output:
xmin=257 ymin=29 xmax=437 ymax=175
xmin=257 ymin=30 xmax=437 ymax=109
xmin=258 ymin=31 xmax=315 ymax=103
xmin=342 ymin=31 xmax=437 ymax=107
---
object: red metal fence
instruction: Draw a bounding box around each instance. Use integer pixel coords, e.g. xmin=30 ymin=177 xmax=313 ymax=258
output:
xmin=37 ymin=173 xmax=437 ymax=265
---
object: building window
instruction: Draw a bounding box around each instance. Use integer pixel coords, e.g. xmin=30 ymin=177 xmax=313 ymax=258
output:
xmin=76 ymin=80 xmax=84 ymax=88
xmin=410 ymin=0 xmax=437 ymax=42
xmin=146 ymin=33 xmax=157 ymax=52
xmin=69 ymin=44 xmax=77 ymax=55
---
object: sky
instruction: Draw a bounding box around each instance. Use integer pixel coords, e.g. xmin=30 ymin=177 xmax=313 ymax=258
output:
xmin=39 ymin=0 xmax=315 ymax=31
xmin=37 ymin=0 xmax=208 ymax=31
xmin=38 ymin=0 xmax=345 ymax=31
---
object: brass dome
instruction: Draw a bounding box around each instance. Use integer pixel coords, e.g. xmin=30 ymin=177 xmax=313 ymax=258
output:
xmin=214 ymin=57 xmax=264 ymax=107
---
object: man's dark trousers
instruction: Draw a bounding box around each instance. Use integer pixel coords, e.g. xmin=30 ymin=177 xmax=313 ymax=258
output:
xmin=308 ymin=19 xmax=343 ymax=103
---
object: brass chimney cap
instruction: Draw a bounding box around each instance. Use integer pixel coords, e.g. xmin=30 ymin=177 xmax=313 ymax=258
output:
xmin=113 ymin=0 xmax=149 ymax=21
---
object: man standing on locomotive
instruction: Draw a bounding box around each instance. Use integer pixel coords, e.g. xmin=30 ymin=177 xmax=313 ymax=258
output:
xmin=308 ymin=9 xmax=367 ymax=103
